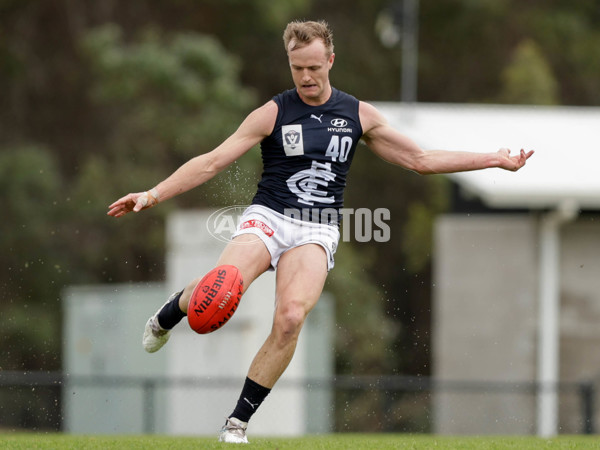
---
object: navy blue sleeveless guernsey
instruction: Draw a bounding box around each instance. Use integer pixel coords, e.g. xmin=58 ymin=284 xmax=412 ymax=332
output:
xmin=252 ymin=88 xmax=363 ymax=224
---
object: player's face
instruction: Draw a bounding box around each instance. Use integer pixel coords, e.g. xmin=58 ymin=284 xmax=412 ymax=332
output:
xmin=288 ymin=39 xmax=335 ymax=106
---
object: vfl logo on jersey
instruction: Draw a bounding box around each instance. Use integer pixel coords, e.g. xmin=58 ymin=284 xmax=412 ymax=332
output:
xmin=328 ymin=118 xmax=352 ymax=133
xmin=282 ymin=124 xmax=304 ymax=156
xmin=286 ymin=161 xmax=337 ymax=206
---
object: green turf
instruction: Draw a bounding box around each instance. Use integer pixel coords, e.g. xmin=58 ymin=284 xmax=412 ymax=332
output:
xmin=1 ymin=433 xmax=599 ymax=449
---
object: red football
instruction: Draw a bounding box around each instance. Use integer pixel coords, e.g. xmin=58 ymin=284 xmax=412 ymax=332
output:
xmin=188 ymin=265 xmax=244 ymax=334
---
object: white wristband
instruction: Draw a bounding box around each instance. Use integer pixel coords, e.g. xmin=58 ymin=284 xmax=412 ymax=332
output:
xmin=149 ymin=188 xmax=160 ymax=203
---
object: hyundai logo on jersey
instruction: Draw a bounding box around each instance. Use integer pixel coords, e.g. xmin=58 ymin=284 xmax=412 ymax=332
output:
xmin=330 ymin=118 xmax=348 ymax=127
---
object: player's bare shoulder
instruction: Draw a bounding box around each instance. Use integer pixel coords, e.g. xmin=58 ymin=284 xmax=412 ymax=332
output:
xmin=255 ymin=99 xmax=279 ymax=119
xmin=358 ymin=101 xmax=388 ymax=140
xmin=243 ymin=100 xmax=278 ymax=138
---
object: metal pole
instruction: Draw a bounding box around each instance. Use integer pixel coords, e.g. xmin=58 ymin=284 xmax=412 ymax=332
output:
xmin=143 ymin=379 xmax=155 ymax=434
xmin=580 ymin=382 xmax=595 ymax=434
xmin=536 ymin=213 xmax=560 ymax=437
xmin=401 ymin=0 xmax=419 ymax=103
xmin=536 ymin=202 xmax=578 ymax=437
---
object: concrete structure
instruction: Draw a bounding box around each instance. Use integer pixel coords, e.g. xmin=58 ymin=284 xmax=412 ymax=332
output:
xmin=433 ymin=214 xmax=600 ymax=435
xmin=63 ymin=283 xmax=167 ymax=433
xmin=63 ymin=209 xmax=334 ymax=436
xmin=378 ymin=103 xmax=600 ymax=436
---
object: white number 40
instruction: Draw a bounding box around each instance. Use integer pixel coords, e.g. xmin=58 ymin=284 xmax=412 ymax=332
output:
xmin=325 ymin=135 xmax=352 ymax=162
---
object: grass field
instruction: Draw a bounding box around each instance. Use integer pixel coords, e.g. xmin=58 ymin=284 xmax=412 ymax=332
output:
xmin=1 ymin=433 xmax=599 ymax=449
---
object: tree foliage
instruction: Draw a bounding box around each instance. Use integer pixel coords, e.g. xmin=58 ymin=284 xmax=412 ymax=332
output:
xmin=0 ymin=145 xmax=66 ymax=375
xmin=499 ymin=39 xmax=559 ymax=105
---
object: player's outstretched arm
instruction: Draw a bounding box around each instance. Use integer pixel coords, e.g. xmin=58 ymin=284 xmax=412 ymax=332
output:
xmin=107 ymin=189 xmax=160 ymax=218
xmin=359 ymin=102 xmax=534 ymax=175
xmin=107 ymin=101 xmax=278 ymax=218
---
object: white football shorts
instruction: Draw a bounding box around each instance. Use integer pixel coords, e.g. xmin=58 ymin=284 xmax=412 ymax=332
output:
xmin=232 ymin=204 xmax=339 ymax=271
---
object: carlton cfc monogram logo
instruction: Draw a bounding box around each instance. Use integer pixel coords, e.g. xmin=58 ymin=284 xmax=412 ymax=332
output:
xmin=287 ymin=161 xmax=336 ymax=206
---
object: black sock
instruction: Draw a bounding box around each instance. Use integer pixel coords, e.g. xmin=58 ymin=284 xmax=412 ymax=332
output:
xmin=229 ymin=377 xmax=271 ymax=423
xmin=156 ymin=290 xmax=186 ymax=329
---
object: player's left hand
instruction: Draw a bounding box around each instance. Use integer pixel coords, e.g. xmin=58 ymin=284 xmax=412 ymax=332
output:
xmin=497 ymin=148 xmax=534 ymax=172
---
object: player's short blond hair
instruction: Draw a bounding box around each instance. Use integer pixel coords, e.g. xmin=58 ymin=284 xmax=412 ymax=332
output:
xmin=283 ymin=20 xmax=334 ymax=56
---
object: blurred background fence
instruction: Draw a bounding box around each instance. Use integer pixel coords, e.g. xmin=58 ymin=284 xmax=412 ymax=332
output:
xmin=0 ymin=371 xmax=595 ymax=435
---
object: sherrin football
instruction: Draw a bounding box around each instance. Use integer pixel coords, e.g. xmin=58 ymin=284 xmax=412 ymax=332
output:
xmin=188 ymin=265 xmax=244 ymax=334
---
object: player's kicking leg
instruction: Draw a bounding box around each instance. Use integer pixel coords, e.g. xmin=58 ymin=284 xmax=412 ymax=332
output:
xmin=142 ymin=233 xmax=271 ymax=353
xmin=142 ymin=290 xmax=184 ymax=353
xmin=219 ymin=243 xmax=329 ymax=443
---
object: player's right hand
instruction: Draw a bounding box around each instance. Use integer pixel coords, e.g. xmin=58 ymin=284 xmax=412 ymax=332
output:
xmin=107 ymin=189 xmax=159 ymax=218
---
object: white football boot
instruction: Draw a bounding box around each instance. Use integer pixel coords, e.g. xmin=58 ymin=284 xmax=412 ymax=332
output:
xmin=218 ymin=417 xmax=249 ymax=444
xmin=142 ymin=292 xmax=179 ymax=353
